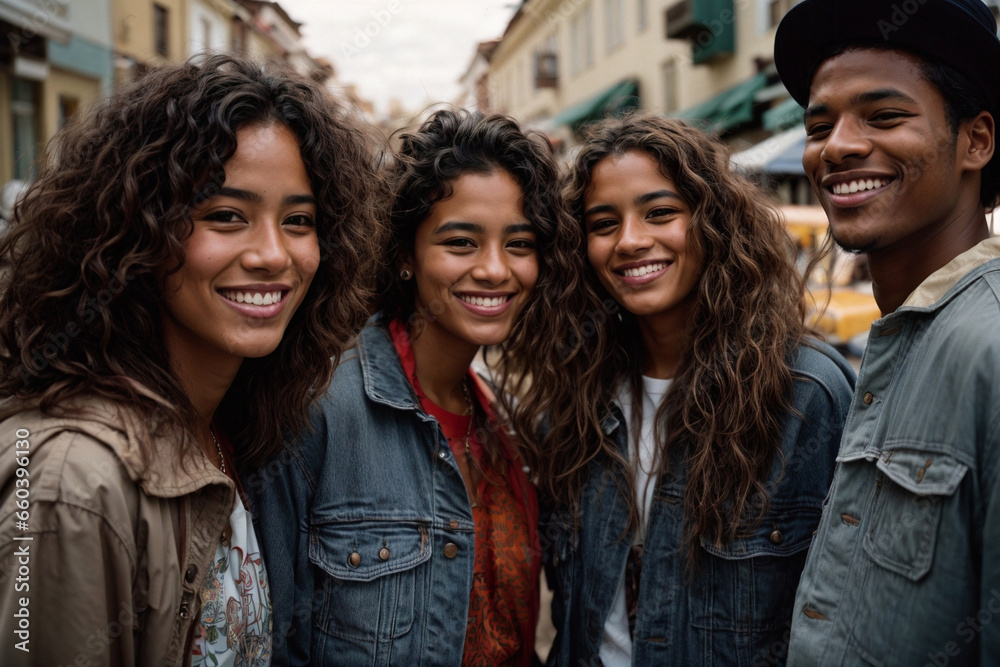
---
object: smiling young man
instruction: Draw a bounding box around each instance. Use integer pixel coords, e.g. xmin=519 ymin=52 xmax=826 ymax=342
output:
xmin=774 ymin=0 xmax=1000 ymax=664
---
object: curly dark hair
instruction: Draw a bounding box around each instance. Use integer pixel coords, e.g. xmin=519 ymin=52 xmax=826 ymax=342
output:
xmin=546 ymin=113 xmax=816 ymax=570
xmin=380 ymin=108 xmax=612 ymax=479
xmin=0 ymin=54 xmax=389 ymax=467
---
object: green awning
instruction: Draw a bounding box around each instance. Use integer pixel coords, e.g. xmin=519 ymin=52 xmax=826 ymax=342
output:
xmin=673 ymin=72 xmax=768 ymax=133
xmin=763 ymin=96 xmax=805 ymax=132
xmin=551 ymin=79 xmax=639 ymax=132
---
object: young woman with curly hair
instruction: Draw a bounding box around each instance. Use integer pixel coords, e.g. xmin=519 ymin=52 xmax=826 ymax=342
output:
xmin=251 ymin=107 xmax=603 ymax=666
xmin=0 ymin=55 xmax=387 ymax=666
xmin=532 ymin=114 xmax=857 ymax=666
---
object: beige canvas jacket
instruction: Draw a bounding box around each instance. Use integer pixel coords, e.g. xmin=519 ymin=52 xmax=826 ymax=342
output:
xmin=0 ymin=397 xmax=236 ymax=666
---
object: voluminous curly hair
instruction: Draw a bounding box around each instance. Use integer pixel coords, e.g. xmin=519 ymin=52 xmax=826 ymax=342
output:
xmin=549 ymin=113 xmax=815 ymax=570
xmin=0 ymin=54 xmax=389 ymax=467
xmin=380 ymin=108 xmax=612 ymax=480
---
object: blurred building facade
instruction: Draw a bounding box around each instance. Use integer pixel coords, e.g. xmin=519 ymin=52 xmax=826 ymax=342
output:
xmin=1 ymin=0 xmax=113 ymax=183
xmin=482 ymin=0 xmax=815 ymax=201
xmin=1 ymin=0 xmax=374 ymax=186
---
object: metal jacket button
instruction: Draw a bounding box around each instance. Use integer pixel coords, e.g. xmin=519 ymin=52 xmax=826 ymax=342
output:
xmin=863 ymin=392 xmax=874 ymax=405
xmin=379 ymin=548 xmax=390 ymax=561
xmin=349 ymin=552 xmax=361 ymax=567
xmin=444 ymin=542 xmax=459 ymax=558
xmin=769 ymin=529 xmax=784 ymax=545
xmin=184 ymin=565 xmax=198 ymax=583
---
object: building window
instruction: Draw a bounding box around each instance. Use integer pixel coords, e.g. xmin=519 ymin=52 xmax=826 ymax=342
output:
xmin=570 ymin=3 xmax=594 ymax=75
xmin=661 ymin=59 xmax=678 ymax=112
xmin=232 ymin=18 xmax=247 ymax=55
xmin=154 ymin=4 xmax=169 ymax=56
xmin=534 ymin=35 xmax=558 ymax=88
xmin=58 ymin=96 xmax=80 ymax=129
xmin=201 ymin=17 xmax=212 ymax=52
xmin=768 ymin=0 xmax=798 ymax=29
xmin=605 ymin=0 xmax=625 ymax=52
xmin=12 ymin=78 xmax=39 ymax=180
xmin=637 ymin=0 xmax=648 ymax=31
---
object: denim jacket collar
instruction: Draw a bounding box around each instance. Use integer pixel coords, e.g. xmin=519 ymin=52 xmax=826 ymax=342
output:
xmin=356 ymin=322 xmax=428 ymax=415
xmin=900 ymin=236 xmax=1000 ymax=311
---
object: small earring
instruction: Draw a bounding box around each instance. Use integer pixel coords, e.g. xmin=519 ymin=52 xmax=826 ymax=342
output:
xmin=400 ymin=269 xmax=412 ymax=280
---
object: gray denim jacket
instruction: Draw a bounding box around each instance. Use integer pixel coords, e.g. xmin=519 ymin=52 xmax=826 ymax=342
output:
xmin=788 ymin=238 xmax=1000 ymax=666
xmin=543 ymin=339 xmax=855 ymax=666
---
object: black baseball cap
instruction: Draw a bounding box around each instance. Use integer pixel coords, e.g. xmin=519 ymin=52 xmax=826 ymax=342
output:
xmin=774 ymin=0 xmax=1000 ymax=113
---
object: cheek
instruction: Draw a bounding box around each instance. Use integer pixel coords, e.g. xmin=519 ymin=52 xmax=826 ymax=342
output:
xmin=520 ymin=256 xmax=540 ymax=293
xmin=296 ymin=237 xmax=321 ymax=283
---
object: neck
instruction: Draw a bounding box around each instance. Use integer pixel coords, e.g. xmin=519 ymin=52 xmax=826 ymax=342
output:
xmin=637 ymin=303 xmax=692 ymax=380
xmin=169 ymin=349 xmax=242 ymax=442
xmin=868 ymin=207 xmax=989 ymax=315
xmin=408 ymin=323 xmax=477 ymax=414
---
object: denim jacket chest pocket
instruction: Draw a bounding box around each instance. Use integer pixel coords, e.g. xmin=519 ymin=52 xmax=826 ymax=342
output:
xmin=308 ymin=519 xmax=431 ymax=643
xmin=863 ymin=447 xmax=968 ymax=581
xmin=690 ymin=505 xmax=820 ymax=633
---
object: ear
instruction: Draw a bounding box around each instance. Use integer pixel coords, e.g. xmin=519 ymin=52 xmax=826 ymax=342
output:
xmin=959 ymin=111 xmax=995 ymax=172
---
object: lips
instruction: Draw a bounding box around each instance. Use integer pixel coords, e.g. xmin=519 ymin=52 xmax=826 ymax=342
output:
xmin=455 ymin=292 xmax=515 ymax=316
xmin=613 ymin=259 xmax=672 ymax=285
xmin=821 ymin=173 xmax=896 ymax=208
xmin=217 ymin=286 xmax=292 ymax=318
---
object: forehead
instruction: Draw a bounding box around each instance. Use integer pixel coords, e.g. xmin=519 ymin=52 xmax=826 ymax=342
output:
xmin=809 ymin=47 xmax=941 ymax=107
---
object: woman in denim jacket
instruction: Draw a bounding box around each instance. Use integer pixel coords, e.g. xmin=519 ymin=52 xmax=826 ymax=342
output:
xmin=251 ymin=109 xmax=605 ymax=666
xmin=526 ymin=114 xmax=857 ymax=666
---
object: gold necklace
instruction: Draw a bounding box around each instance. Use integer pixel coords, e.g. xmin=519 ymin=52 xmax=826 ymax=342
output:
xmin=460 ymin=378 xmax=474 ymax=460
xmin=209 ymin=423 xmax=226 ymax=475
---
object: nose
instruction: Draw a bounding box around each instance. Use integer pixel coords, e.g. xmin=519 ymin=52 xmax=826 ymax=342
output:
xmin=470 ymin=242 xmax=511 ymax=285
xmin=820 ymin=117 xmax=872 ymax=165
xmin=614 ymin=215 xmax=652 ymax=256
xmin=242 ymin=219 xmax=292 ymax=274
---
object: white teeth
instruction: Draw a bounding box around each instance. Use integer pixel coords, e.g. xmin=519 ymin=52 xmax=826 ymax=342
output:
xmin=833 ymin=178 xmax=888 ymax=195
xmin=460 ymin=295 xmax=507 ymax=308
xmin=622 ymin=262 xmax=667 ymax=278
xmin=222 ymin=290 xmax=282 ymax=306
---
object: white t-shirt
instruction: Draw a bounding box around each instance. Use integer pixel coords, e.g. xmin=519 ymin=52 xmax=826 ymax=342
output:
xmin=599 ymin=375 xmax=672 ymax=667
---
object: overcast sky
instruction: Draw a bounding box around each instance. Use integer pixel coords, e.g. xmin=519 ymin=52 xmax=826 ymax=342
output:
xmin=278 ymin=0 xmax=520 ymax=118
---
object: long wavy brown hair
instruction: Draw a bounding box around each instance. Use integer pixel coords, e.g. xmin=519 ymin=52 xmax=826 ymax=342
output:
xmin=551 ymin=113 xmax=814 ymax=568
xmin=380 ymin=108 xmax=613 ymax=481
xmin=0 ymin=54 xmax=389 ymax=468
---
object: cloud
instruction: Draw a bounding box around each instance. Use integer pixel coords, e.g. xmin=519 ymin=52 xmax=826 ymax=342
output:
xmin=281 ymin=0 xmax=517 ymax=115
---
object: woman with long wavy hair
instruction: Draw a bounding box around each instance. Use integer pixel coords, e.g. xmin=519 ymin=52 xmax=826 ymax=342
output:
xmin=0 ymin=55 xmax=387 ymax=666
xmin=250 ymin=108 xmax=602 ymax=666
xmin=530 ymin=113 xmax=856 ymax=666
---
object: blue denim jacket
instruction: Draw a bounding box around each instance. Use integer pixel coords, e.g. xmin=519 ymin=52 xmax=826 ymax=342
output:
xmin=788 ymin=247 xmax=1000 ymax=666
xmin=247 ymin=323 xmax=479 ymax=666
xmin=542 ymin=340 xmax=855 ymax=667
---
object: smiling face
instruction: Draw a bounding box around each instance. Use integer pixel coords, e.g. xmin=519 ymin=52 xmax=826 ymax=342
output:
xmin=401 ymin=169 xmax=538 ymax=355
xmin=803 ymin=48 xmax=967 ymax=253
xmin=161 ymin=122 xmax=320 ymax=376
xmin=584 ymin=150 xmax=702 ymax=326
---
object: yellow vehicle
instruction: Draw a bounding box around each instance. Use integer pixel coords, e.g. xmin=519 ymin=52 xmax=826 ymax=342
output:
xmin=779 ymin=205 xmax=882 ymax=344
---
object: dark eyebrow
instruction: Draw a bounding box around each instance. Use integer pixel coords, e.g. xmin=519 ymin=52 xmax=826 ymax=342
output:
xmin=635 ymin=190 xmax=683 ymax=206
xmin=213 ymin=187 xmax=314 ymax=207
xmin=804 ymin=88 xmax=917 ymax=124
xmin=505 ymin=223 xmax=535 ymax=234
xmin=584 ymin=190 xmax=683 ymax=217
xmin=216 ymin=186 xmax=263 ymax=204
xmin=433 ymin=221 xmax=484 ymax=234
xmin=434 ymin=221 xmax=535 ymax=234
xmin=284 ymin=194 xmax=316 ymax=206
